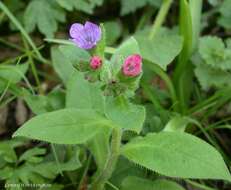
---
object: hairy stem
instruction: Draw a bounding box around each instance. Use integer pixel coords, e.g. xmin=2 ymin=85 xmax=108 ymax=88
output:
xmin=91 ymin=127 xmax=122 ymax=190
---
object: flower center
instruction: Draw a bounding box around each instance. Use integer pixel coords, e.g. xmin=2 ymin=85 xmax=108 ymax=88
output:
xmin=85 ymin=36 xmax=94 ymax=44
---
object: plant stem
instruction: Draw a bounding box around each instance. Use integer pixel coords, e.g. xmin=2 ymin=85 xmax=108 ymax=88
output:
xmin=77 ymin=155 xmax=92 ymax=190
xmin=136 ymin=6 xmax=154 ymax=32
xmin=91 ymin=127 xmax=122 ymax=190
xmin=149 ymin=0 xmax=173 ymax=39
xmin=105 ymin=47 xmax=116 ymax=54
xmin=22 ymin=37 xmax=43 ymax=94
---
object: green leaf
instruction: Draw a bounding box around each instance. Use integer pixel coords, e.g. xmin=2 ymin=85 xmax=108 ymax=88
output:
xmin=135 ymin=29 xmax=183 ymax=70
xmin=47 ymin=88 xmax=65 ymax=111
xmin=0 ymin=143 xmax=17 ymax=163
xmin=19 ymin=147 xmax=46 ymax=163
xmin=34 ymin=150 xmax=81 ymax=179
xmin=226 ymin=38 xmax=231 ymax=49
xmin=66 ymin=71 xmax=105 ymax=113
xmin=23 ymin=91 xmax=50 ymax=115
xmin=104 ymin=21 xmax=122 ymax=45
xmin=24 ymin=0 xmax=65 ymax=38
xmin=95 ymin=23 xmax=106 ymax=58
xmin=194 ymin=36 xmax=231 ymax=90
xmin=164 ymin=115 xmax=198 ymax=132
xmin=59 ymin=44 xmax=91 ymax=65
xmin=22 ymin=88 xmax=65 ymax=115
xmin=199 ymin=36 xmax=231 ymax=70
xmin=5 ymin=156 xmax=78 ymax=185
xmin=13 ymin=108 xmax=113 ymax=144
xmin=218 ymin=0 xmax=231 ymax=29
xmin=208 ymin=0 xmax=219 ymax=6
xmin=111 ymin=37 xmax=140 ymax=76
xmin=51 ymin=46 xmax=75 ymax=83
xmin=0 ymin=63 xmax=28 ymax=83
xmin=56 ymin=0 xmax=104 ymax=14
xmin=105 ymin=96 xmax=145 ymax=133
xmin=76 ymin=0 xmax=104 ymax=14
xmin=121 ymin=132 xmax=231 ymax=181
xmin=120 ymin=0 xmax=161 ymax=16
xmin=0 ymin=167 xmax=14 ymax=180
xmin=194 ymin=62 xmax=231 ymax=90
xmin=109 ymin=157 xmax=146 ymax=188
xmin=55 ymin=0 xmax=75 ymax=11
xmin=121 ymin=176 xmax=185 ymax=190
xmin=0 ymin=63 xmax=29 ymax=95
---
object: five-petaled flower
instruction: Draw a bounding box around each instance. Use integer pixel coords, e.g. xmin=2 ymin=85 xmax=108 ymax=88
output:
xmin=122 ymin=54 xmax=142 ymax=77
xmin=69 ymin=21 xmax=101 ymax=49
xmin=90 ymin=56 xmax=102 ymax=70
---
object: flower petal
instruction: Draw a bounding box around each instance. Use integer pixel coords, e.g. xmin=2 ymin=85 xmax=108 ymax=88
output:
xmin=69 ymin=23 xmax=84 ymax=39
xmin=71 ymin=38 xmax=94 ymax=49
xmin=84 ymin=21 xmax=101 ymax=42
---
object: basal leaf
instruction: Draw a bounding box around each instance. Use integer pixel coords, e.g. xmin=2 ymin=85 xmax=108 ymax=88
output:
xmin=199 ymin=36 xmax=231 ymax=70
xmin=194 ymin=62 xmax=231 ymax=90
xmin=121 ymin=132 xmax=231 ymax=181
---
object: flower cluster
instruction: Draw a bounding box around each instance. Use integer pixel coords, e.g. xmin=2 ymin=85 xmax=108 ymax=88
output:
xmin=70 ymin=21 xmax=142 ymax=77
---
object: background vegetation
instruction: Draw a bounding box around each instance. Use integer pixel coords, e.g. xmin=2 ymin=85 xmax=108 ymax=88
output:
xmin=0 ymin=0 xmax=231 ymax=189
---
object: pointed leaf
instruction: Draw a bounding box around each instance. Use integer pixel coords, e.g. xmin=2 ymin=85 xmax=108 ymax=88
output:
xmin=121 ymin=132 xmax=231 ymax=181
xmin=13 ymin=108 xmax=113 ymax=144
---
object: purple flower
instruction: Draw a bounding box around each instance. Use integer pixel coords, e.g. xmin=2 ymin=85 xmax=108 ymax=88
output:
xmin=69 ymin=21 xmax=101 ymax=50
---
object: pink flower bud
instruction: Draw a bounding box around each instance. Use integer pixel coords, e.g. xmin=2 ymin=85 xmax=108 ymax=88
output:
xmin=122 ymin=54 xmax=142 ymax=77
xmin=90 ymin=56 xmax=102 ymax=70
